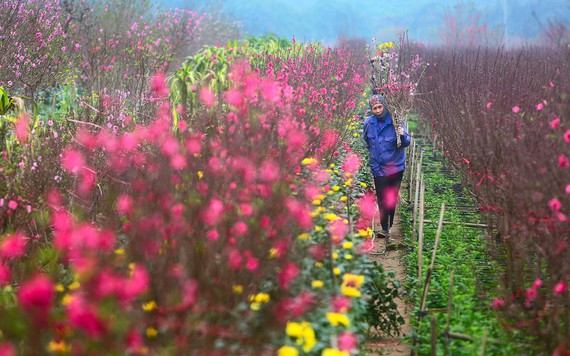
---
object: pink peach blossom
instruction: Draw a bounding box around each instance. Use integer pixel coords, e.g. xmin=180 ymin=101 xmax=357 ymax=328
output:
xmin=559 ymin=154 xmax=569 ymax=168
xmin=0 ymin=232 xmax=27 ymax=259
xmin=512 ymin=105 xmax=520 ymax=113
xmin=554 ymin=281 xmax=567 ymax=295
xmin=564 ymin=130 xmax=570 ymax=143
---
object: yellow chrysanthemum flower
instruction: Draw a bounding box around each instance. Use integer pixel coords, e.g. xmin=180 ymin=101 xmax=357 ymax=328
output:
xmin=344 ymin=254 xmax=353 ymax=260
xmin=312 ymin=199 xmax=321 ymax=206
xmin=302 ymin=157 xmax=317 ymax=165
xmin=326 ymin=312 xmax=350 ymax=327
xmin=146 ymin=327 xmax=158 ymax=338
xmin=311 ymin=280 xmax=324 ymax=288
xmin=332 ymin=185 xmax=340 ymax=192
xmin=47 ymin=340 xmax=71 ymax=353
xmin=340 ymin=196 xmax=347 ymax=202
xmin=333 ymin=267 xmax=341 ymax=275
xmin=286 ymin=321 xmax=316 ymax=352
xmin=278 ymin=345 xmax=299 ymax=356
xmin=315 ymin=262 xmax=324 ymax=268
xmin=322 ymin=348 xmax=350 ymax=356
xmin=297 ymin=233 xmax=311 ymax=240
xmin=114 ymin=248 xmax=124 ymax=255
xmin=197 ymin=171 xmax=204 ymax=179
xmin=360 ymin=182 xmax=367 ymax=188
xmin=142 ymin=301 xmax=157 ymax=312
xmin=315 ymin=226 xmax=323 ymax=232
xmin=54 ymin=284 xmax=65 ymax=293
xmin=343 ymin=242 xmax=353 ymax=249
xmin=232 ymin=285 xmax=243 ymax=294
xmin=324 ymin=213 xmax=340 ymax=221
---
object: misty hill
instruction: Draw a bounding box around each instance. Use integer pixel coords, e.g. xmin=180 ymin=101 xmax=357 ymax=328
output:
xmin=158 ymin=0 xmax=570 ymax=45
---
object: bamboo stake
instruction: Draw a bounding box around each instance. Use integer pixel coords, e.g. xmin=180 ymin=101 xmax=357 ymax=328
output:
xmin=420 ymin=203 xmax=445 ymax=312
xmin=408 ymin=140 xmax=417 ymax=204
xmin=479 ymin=330 xmax=488 ymax=356
xmin=417 ymin=174 xmax=425 ymax=283
xmin=444 ymin=270 xmax=455 ymax=356
xmin=419 ymin=220 xmax=488 ymax=228
xmin=430 ymin=315 xmax=438 ymax=356
xmin=412 ymin=150 xmax=423 ymax=242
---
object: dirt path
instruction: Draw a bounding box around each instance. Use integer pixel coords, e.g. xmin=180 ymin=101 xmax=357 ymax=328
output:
xmin=366 ymin=213 xmax=412 ymax=356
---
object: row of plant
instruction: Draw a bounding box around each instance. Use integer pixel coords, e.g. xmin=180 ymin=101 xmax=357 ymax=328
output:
xmin=414 ymin=45 xmax=570 ymax=353
xmin=397 ymin=134 xmax=522 ymax=355
xmin=0 ymin=21 xmax=422 ymax=354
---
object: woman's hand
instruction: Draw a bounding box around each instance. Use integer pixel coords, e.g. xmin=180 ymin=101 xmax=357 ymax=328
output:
xmin=397 ymin=126 xmax=405 ymax=136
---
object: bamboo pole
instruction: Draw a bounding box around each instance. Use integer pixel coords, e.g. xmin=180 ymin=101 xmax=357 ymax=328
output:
xmin=479 ymin=330 xmax=488 ymax=356
xmin=408 ymin=140 xmax=417 ymax=204
xmin=419 ymin=220 xmax=488 ymax=228
xmin=430 ymin=315 xmax=438 ymax=356
xmin=412 ymin=150 xmax=423 ymax=242
xmin=444 ymin=270 xmax=455 ymax=356
xmin=420 ymin=203 xmax=445 ymax=312
xmin=417 ymin=174 xmax=425 ymax=283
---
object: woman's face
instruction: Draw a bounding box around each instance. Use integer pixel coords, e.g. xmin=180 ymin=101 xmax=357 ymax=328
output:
xmin=372 ymin=103 xmax=384 ymax=117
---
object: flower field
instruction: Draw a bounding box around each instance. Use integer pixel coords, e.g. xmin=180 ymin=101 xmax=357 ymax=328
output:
xmin=1 ymin=1 xmax=569 ymax=355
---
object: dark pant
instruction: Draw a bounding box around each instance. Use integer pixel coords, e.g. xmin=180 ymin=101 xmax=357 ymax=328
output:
xmin=373 ymin=170 xmax=404 ymax=231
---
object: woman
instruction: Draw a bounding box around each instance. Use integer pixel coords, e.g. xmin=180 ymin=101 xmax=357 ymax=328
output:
xmin=363 ymin=94 xmax=411 ymax=239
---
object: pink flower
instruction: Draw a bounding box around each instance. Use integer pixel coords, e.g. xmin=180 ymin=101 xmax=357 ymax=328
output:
xmin=341 ymin=153 xmax=361 ymax=175
xmin=512 ymin=106 xmax=520 ymax=113
xmin=338 ymin=331 xmax=358 ymax=351
xmin=228 ymin=249 xmax=242 ymax=270
xmin=331 ymin=295 xmax=352 ymax=313
xmin=559 ymin=154 xmax=569 ymax=168
xmin=535 ymin=103 xmax=544 ymax=110
xmin=18 ymin=274 xmax=54 ymax=314
xmin=150 ymin=72 xmax=168 ymax=98
xmin=245 ymin=254 xmax=259 ymax=271
xmin=486 ymin=102 xmax=492 ymax=109
xmin=565 ymin=184 xmax=570 ymax=194
xmin=14 ymin=112 xmax=30 ymax=144
xmin=67 ymin=296 xmax=106 ymax=337
xmin=564 ymin=130 xmax=570 ymax=143
xmin=383 ymin=186 xmax=399 ymax=210
xmin=116 ymin=194 xmax=133 ymax=215
xmin=232 ymin=221 xmax=248 ymax=236
xmin=285 ymin=198 xmax=313 ymax=229
xmin=203 ymin=198 xmax=224 ymax=225
xmin=7 ymin=200 xmax=17 ymax=210
xmin=532 ymin=279 xmax=543 ymax=289
xmin=61 ymin=148 xmax=85 ymax=174
xmin=199 ymin=87 xmax=216 ymax=107
xmin=278 ymin=262 xmax=299 ymax=289
xmin=358 ymin=192 xmax=377 ymax=222
xmin=0 ymin=264 xmax=11 ymax=286
xmin=0 ymin=232 xmax=28 ymax=259
xmin=554 ymin=281 xmax=567 ymax=295
xmin=225 ymin=88 xmax=244 ymax=108
xmin=259 ymin=159 xmax=280 ymax=182
xmin=0 ymin=343 xmax=16 ymax=356
xmin=551 ymin=116 xmax=560 ymax=129
xmin=548 ymin=198 xmax=562 ymax=212
xmin=491 ymin=298 xmax=506 ymax=310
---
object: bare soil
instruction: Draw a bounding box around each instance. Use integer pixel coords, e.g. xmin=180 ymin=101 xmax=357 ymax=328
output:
xmin=365 ymin=213 xmax=412 ymax=356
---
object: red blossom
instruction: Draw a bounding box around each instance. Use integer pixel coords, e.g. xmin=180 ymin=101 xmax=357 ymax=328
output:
xmin=14 ymin=112 xmax=30 ymax=144
xmin=17 ymin=274 xmax=54 ymax=325
xmin=0 ymin=231 xmax=28 ymax=259
xmin=554 ymin=281 xmax=568 ymax=295
xmin=338 ymin=331 xmax=358 ymax=351
xmin=199 ymin=87 xmax=216 ymax=107
xmin=278 ymin=262 xmax=299 ymax=289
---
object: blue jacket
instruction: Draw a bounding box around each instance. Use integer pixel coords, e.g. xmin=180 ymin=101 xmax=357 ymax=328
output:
xmin=363 ymin=112 xmax=411 ymax=177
